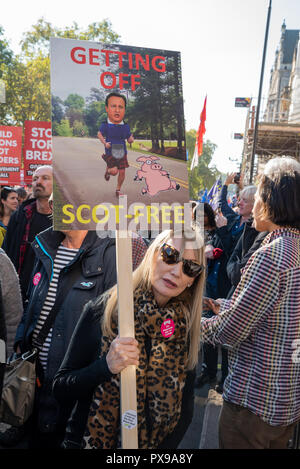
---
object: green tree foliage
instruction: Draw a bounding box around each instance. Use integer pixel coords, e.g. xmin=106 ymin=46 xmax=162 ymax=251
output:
xmin=72 ymin=120 xmax=89 ymax=137
xmin=64 ymin=93 xmax=85 ymax=111
xmin=86 ymin=87 xmax=106 ymax=104
xmin=121 ymin=47 xmax=185 ymax=158
xmin=1 ymin=54 xmax=50 ymax=124
xmin=186 ymin=129 xmax=221 ymax=200
xmin=51 ymin=90 xmax=107 ymax=137
xmin=0 ymin=26 xmax=13 ymax=116
xmin=54 ymin=118 xmax=73 ymax=137
xmin=63 ymin=94 xmax=85 ymax=128
xmin=66 ymin=108 xmax=84 ymax=127
xmin=51 ymin=95 xmax=64 ymax=124
xmin=83 ymin=100 xmax=106 ymax=137
xmin=0 ymin=26 xmax=13 ymax=78
xmin=20 ymin=18 xmax=120 ymax=57
xmin=0 ymin=19 xmax=120 ymax=125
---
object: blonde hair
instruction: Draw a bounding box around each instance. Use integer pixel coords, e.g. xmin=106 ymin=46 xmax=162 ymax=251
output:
xmin=101 ymin=229 xmax=206 ymax=370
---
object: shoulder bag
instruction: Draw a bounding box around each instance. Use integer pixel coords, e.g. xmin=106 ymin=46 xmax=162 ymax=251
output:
xmin=0 ymin=264 xmax=80 ymax=427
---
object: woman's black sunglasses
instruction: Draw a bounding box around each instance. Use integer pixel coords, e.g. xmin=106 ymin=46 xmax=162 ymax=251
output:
xmin=160 ymin=243 xmax=204 ymax=278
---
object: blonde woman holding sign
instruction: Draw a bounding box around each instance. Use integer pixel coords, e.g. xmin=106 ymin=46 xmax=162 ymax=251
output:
xmin=53 ymin=228 xmax=205 ymax=449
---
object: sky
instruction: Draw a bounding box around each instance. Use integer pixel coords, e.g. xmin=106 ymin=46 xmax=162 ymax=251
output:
xmin=1 ymin=0 xmax=300 ymax=173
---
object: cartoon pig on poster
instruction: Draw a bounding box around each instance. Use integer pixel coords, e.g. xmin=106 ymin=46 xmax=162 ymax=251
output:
xmin=134 ymin=156 xmax=180 ymax=196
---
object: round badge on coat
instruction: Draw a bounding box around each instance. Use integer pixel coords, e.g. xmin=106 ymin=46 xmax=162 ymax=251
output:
xmin=161 ymin=319 xmax=175 ymax=338
xmin=33 ymin=272 xmax=41 ymax=286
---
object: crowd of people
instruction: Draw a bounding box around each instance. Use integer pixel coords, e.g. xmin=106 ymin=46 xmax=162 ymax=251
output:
xmin=0 ymin=155 xmax=299 ymax=450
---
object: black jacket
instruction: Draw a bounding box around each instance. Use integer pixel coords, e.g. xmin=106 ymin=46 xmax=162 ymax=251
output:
xmin=53 ymin=299 xmax=195 ymax=449
xmin=2 ymin=198 xmax=32 ymax=271
xmin=2 ymin=198 xmax=51 ymax=272
xmin=218 ymin=185 xmax=241 ymax=229
xmin=205 ymin=226 xmax=233 ymax=300
xmin=2 ymin=198 xmax=52 ymax=303
xmin=226 ymin=220 xmax=268 ymax=297
xmin=14 ymin=227 xmax=117 ymax=433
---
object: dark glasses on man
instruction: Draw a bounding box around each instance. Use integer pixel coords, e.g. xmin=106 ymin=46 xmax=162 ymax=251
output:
xmin=160 ymin=243 xmax=204 ymax=278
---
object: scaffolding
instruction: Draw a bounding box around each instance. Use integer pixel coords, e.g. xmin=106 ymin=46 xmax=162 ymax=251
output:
xmin=241 ymin=104 xmax=300 ymax=183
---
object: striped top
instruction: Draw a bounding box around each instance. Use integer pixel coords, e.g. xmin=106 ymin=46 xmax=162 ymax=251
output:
xmin=201 ymin=228 xmax=300 ymax=426
xmin=32 ymin=245 xmax=78 ymax=372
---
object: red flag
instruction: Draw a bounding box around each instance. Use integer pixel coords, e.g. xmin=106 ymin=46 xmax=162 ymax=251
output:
xmin=196 ymin=95 xmax=207 ymax=156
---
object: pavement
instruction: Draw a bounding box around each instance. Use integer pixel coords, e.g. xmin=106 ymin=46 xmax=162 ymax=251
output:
xmin=178 ymin=383 xmax=222 ymax=450
xmin=199 ymin=389 xmax=223 ymax=449
xmin=178 ymin=350 xmax=223 ymax=450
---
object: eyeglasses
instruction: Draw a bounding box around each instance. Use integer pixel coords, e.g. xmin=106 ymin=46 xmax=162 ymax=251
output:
xmin=160 ymin=243 xmax=204 ymax=278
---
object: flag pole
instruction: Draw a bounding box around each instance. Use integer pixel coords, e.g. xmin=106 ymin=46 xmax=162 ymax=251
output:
xmin=249 ymin=0 xmax=272 ymax=183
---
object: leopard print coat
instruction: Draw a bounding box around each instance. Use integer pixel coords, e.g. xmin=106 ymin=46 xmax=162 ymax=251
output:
xmin=83 ymin=287 xmax=189 ymax=449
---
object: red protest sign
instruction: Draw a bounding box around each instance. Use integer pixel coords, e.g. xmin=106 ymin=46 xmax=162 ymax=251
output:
xmin=0 ymin=125 xmax=22 ymax=185
xmin=23 ymin=121 xmax=52 ymax=183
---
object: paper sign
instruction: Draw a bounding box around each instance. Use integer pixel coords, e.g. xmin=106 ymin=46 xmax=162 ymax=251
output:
xmin=235 ymin=97 xmax=251 ymax=108
xmin=23 ymin=121 xmax=52 ymax=183
xmin=122 ymin=410 xmax=137 ymax=430
xmin=0 ymin=126 xmax=22 ymax=185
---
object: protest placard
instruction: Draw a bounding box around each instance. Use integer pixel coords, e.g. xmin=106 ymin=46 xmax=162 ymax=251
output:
xmin=50 ymin=37 xmax=191 ymax=449
xmin=50 ymin=37 xmax=190 ymax=233
xmin=23 ymin=121 xmax=52 ymax=184
xmin=0 ymin=126 xmax=22 ymax=185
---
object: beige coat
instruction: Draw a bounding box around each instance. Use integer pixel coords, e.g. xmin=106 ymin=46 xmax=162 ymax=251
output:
xmin=0 ymin=249 xmax=23 ymax=357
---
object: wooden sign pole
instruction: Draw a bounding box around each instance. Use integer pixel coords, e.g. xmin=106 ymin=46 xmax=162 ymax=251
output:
xmin=0 ymin=339 xmax=5 ymax=365
xmin=0 ymin=339 xmax=5 ymax=399
xmin=116 ymin=230 xmax=138 ymax=449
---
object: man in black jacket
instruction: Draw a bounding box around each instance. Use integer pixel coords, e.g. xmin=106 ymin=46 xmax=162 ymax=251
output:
xmin=3 ymin=166 xmax=53 ymax=302
xmin=13 ymin=228 xmax=117 ymax=448
xmin=13 ymin=227 xmax=147 ymax=448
